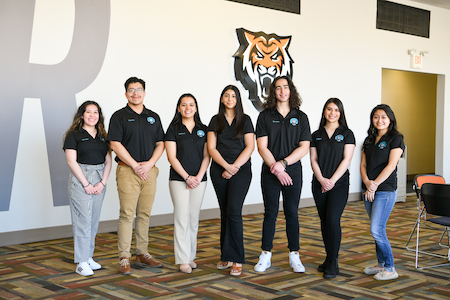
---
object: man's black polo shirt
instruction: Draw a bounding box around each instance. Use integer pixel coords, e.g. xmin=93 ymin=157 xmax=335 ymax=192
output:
xmin=107 ymin=104 xmax=164 ymax=163
xmin=63 ymin=129 xmax=109 ymax=165
xmin=362 ymin=133 xmax=405 ymax=191
xmin=164 ymin=122 xmax=208 ymax=182
xmin=256 ymin=108 xmax=311 ymax=164
xmin=311 ymin=125 xmax=355 ymax=185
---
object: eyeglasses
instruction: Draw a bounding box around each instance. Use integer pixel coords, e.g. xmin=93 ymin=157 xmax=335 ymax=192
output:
xmin=128 ymin=88 xmax=144 ymax=93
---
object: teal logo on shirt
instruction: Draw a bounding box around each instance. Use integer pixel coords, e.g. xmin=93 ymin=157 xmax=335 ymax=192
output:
xmin=335 ymin=134 xmax=344 ymax=142
xmin=197 ymin=130 xmax=205 ymax=138
xmin=147 ymin=117 xmax=155 ymax=124
xmin=378 ymin=141 xmax=387 ymax=149
xmin=81 ymin=138 xmax=89 ymax=141
xmin=290 ymin=118 xmax=299 ymax=126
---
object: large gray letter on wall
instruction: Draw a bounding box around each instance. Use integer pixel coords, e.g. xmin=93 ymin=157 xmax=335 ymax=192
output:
xmin=0 ymin=0 xmax=110 ymax=211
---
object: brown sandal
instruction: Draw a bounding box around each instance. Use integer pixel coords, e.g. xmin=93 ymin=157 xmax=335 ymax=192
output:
xmin=217 ymin=261 xmax=233 ymax=270
xmin=230 ymin=263 xmax=242 ymax=276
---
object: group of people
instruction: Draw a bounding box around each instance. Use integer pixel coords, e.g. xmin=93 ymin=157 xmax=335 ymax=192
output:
xmin=63 ymin=76 xmax=404 ymax=281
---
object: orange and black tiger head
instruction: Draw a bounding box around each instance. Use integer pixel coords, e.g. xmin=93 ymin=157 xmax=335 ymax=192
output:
xmin=233 ymin=28 xmax=294 ymax=111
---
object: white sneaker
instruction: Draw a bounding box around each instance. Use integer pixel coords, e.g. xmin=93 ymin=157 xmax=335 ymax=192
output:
xmin=254 ymin=251 xmax=272 ymax=272
xmin=88 ymin=257 xmax=102 ymax=270
xmin=289 ymin=251 xmax=305 ymax=273
xmin=76 ymin=262 xmax=94 ymax=276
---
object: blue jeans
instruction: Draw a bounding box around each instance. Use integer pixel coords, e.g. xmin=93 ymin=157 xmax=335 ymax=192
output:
xmin=364 ymin=190 xmax=397 ymax=272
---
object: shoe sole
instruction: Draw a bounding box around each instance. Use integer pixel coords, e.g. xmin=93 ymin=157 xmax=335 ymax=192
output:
xmin=135 ymin=262 xmax=163 ymax=268
xmin=119 ymin=271 xmax=132 ymax=275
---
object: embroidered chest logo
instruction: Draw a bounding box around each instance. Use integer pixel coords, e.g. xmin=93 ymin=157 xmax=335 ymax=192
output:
xmin=233 ymin=28 xmax=294 ymax=111
xmin=335 ymin=134 xmax=344 ymax=142
xmin=290 ymin=118 xmax=299 ymax=126
xmin=197 ymin=130 xmax=205 ymax=138
xmin=147 ymin=117 xmax=155 ymax=124
xmin=100 ymin=137 xmax=105 ymax=142
xmin=378 ymin=141 xmax=387 ymax=149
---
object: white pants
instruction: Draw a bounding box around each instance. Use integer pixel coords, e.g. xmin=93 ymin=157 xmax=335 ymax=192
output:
xmin=169 ymin=180 xmax=206 ymax=265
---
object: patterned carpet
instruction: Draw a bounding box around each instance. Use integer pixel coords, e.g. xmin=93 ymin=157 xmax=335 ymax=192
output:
xmin=1 ymin=196 xmax=450 ymax=299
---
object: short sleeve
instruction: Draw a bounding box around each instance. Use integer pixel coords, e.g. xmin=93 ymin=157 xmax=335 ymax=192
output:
xmin=155 ymin=115 xmax=165 ymax=142
xmin=299 ymin=113 xmax=312 ymax=142
xmin=345 ymin=129 xmax=356 ymax=145
xmin=310 ymin=130 xmax=319 ymax=147
xmin=164 ymin=123 xmax=177 ymax=142
xmin=63 ymin=131 xmax=77 ymax=150
xmin=243 ymin=115 xmax=255 ymax=134
xmin=106 ymin=111 xmax=123 ymax=142
xmin=208 ymin=115 xmax=218 ymax=132
xmin=256 ymin=110 xmax=268 ymax=138
xmin=391 ymin=134 xmax=405 ymax=151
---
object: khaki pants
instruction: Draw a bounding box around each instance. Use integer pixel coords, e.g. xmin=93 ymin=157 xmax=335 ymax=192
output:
xmin=116 ymin=164 xmax=158 ymax=258
xmin=169 ymin=180 xmax=206 ymax=265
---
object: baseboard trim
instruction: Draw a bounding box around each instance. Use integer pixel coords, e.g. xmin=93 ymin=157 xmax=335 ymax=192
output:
xmin=0 ymin=193 xmax=362 ymax=247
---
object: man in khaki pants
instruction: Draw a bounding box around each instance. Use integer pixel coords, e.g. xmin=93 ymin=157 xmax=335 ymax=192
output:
xmin=108 ymin=77 xmax=165 ymax=275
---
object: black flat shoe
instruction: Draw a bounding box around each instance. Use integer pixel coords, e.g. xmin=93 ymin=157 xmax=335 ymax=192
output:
xmin=323 ymin=273 xmax=337 ymax=279
xmin=317 ymin=261 xmax=327 ymax=272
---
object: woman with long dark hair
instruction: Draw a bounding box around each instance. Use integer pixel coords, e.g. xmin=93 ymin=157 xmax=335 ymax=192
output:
xmin=164 ymin=94 xmax=210 ymax=274
xmin=254 ymin=76 xmax=311 ymax=273
xmin=63 ymin=100 xmax=112 ymax=276
xmin=360 ymin=104 xmax=404 ymax=281
xmin=207 ymin=85 xmax=255 ymax=276
xmin=310 ymin=98 xmax=355 ymax=278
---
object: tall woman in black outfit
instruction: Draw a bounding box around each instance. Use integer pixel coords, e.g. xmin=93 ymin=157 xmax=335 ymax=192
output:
xmin=207 ymin=85 xmax=255 ymax=276
xmin=310 ymin=98 xmax=355 ymax=278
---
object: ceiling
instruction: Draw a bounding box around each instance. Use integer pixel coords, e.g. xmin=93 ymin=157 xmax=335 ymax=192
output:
xmin=409 ymin=0 xmax=450 ymax=10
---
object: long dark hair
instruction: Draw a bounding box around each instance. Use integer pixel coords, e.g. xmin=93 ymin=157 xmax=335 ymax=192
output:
xmin=363 ymin=104 xmax=401 ymax=147
xmin=214 ymin=85 xmax=245 ymax=139
xmin=318 ymin=98 xmax=349 ymax=130
xmin=63 ymin=100 xmax=107 ymax=143
xmin=263 ymin=75 xmax=302 ymax=110
xmin=169 ymin=93 xmax=204 ymax=127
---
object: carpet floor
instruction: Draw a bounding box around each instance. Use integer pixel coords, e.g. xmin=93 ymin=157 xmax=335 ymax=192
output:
xmin=1 ymin=196 xmax=450 ymax=299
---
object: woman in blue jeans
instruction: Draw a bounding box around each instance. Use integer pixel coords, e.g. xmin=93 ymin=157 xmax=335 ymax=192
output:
xmin=360 ymin=104 xmax=404 ymax=281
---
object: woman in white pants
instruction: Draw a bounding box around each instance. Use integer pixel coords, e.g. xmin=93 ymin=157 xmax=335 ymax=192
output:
xmin=164 ymin=94 xmax=210 ymax=274
xmin=63 ymin=101 xmax=112 ymax=276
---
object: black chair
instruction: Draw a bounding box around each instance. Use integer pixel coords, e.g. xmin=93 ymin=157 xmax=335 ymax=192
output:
xmin=406 ymin=174 xmax=445 ymax=252
xmin=414 ymin=183 xmax=450 ymax=270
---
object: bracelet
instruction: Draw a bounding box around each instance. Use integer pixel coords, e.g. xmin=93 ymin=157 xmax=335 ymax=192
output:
xmin=185 ymin=175 xmax=190 ymax=181
xmin=100 ymin=181 xmax=105 ymax=187
xmin=83 ymin=183 xmax=90 ymax=188
xmin=278 ymin=160 xmax=286 ymax=170
xmin=283 ymin=158 xmax=288 ymax=167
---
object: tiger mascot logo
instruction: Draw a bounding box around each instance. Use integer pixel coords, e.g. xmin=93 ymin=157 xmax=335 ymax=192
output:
xmin=233 ymin=28 xmax=294 ymax=111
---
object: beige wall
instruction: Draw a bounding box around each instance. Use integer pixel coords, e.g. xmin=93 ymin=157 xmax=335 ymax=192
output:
xmin=382 ymin=69 xmax=437 ymax=176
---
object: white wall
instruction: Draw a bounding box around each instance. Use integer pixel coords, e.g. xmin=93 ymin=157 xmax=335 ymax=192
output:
xmin=1 ymin=0 xmax=449 ymax=236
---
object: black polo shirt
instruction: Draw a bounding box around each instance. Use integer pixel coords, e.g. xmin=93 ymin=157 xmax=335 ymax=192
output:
xmin=362 ymin=133 xmax=405 ymax=191
xmin=107 ymin=105 xmax=164 ymax=163
xmin=63 ymin=129 xmax=109 ymax=165
xmin=311 ymin=126 xmax=355 ymax=185
xmin=208 ymin=114 xmax=254 ymax=164
xmin=256 ymin=108 xmax=312 ymax=164
xmin=164 ymin=122 xmax=208 ymax=182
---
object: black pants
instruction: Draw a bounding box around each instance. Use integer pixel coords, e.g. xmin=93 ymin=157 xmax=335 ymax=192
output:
xmin=312 ymin=178 xmax=349 ymax=264
xmin=210 ymin=161 xmax=251 ymax=263
xmin=261 ymin=163 xmax=302 ymax=252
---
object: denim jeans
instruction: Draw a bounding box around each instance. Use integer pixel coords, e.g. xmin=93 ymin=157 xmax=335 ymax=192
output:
xmin=364 ymin=190 xmax=397 ymax=272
